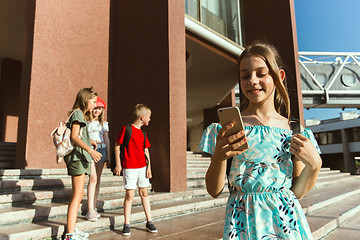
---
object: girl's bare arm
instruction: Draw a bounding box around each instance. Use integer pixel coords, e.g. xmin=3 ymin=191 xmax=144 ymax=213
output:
xmin=103 ymin=131 xmax=111 ymax=163
xmin=205 ymin=123 xmax=247 ymax=198
xmin=71 ymin=122 xmax=102 ymax=162
xmin=290 ymin=133 xmax=322 ymax=199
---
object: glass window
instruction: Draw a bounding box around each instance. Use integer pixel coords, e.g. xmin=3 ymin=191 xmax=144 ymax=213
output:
xmin=185 ymin=0 xmax=199 ymax=20
xmin=349 ymin=127 xmax=360 ymax=142
xmin=341 ymin=74 xmax=357 ymax=87
xmin=327 ymin=130 xmax=341 ymax=144
xmin=318 ymin=132 xmax=327 ymax=145
xmin=185 ymin=0 xmax=242 ymax=44
xmin=314 ymin=133 xmax=320 ymax=144
xmin=313 ymin=73 xmax=327 ymax=86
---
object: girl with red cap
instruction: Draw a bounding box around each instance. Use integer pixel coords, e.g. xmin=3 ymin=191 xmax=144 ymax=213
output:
xmin=86 ymin=96 xmax=110 ymax=221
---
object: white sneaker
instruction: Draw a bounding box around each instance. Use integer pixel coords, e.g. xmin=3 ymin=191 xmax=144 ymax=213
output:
xmin=75 ymin=228 xmax=89 ymax=238
xmin=86 ymin=209 xmax=98 ymax=222
xmin=94 ymin=208 xmax=101 ymax=218
xmin=65 ymin=232 xmax=87 ymax=240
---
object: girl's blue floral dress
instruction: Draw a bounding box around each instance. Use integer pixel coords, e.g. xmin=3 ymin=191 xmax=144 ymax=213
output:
xmin=199 ymin=123 xmax=321 ymax=240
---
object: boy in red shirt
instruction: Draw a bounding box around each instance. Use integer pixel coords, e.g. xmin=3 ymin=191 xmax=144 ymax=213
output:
xmin=114 ymin=104 xmax=157 ymax=236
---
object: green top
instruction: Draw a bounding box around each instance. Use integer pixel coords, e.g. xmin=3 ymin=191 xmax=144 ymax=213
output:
xmin=64 ymin=109 xmax=92 ymax=163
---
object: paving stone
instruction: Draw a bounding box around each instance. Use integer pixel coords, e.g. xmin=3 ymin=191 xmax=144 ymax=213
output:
xmin=0 ymin=151 xmax=359 ymax=240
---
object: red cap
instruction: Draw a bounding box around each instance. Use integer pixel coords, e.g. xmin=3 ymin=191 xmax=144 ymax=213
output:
xmin=96 ymin=96 xmax=106 ymax=109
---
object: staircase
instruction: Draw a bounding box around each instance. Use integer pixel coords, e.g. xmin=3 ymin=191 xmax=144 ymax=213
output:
xmin=0 ymin=152 xmax=359 ymax=239
xmin=0 ymin=142 xmax=16 ymax=169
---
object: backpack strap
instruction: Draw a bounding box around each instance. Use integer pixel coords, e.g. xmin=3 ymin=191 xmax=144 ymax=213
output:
xmin=65 ymin=109 xmax=78 ymax=123
xmin=142 ymin=129 xmax=146 ymax=149
xmin=120 ymin=124 xmax=132 ymax=166
xmin=141 ymin=128 xmax=148 ymax=165
xmin=226 ymin=157 xmax=234 ymax=193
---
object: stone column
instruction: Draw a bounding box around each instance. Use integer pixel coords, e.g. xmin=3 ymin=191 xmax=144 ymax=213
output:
xmin=341 ymin=129 xmax=356 ymax=174
xmin=109 ymin=1 xmax=187 ymax=192
xmin=16 ymin=0 xmax=110 ymax=168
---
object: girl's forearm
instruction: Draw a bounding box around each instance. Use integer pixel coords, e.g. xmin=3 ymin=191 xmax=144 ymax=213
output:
xmin=291 ymin=166 xmax=320 ymax=199
xmin=205 ymin=155 xmax=227 ymax=198
xmin=104 ymin=136 xmax=110 ymax=156
xmin=72 ymin=136 xmax=94 ymax=154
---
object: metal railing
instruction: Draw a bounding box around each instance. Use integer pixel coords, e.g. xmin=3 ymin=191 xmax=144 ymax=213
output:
xmin=299 ymin=52 xmax=360 ymax=108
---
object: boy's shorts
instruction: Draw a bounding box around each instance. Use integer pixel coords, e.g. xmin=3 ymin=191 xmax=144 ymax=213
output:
xmin=123 ymin=166 xmax=150 ymax=190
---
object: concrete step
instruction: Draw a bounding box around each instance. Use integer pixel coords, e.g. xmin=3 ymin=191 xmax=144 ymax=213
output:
xmin=317 ymin=169 xmax=340 ymax=175
xmin=307 ymin=193 xmax=360 ymax=239
xmin=1 ymin=168 xmax=351 ymax=209
xmin=0 ymin=168 xmax=113 ymax=179
xmin=187 ymin=171 xmax=208 ymax=180
xmin=300 ymin=178 xmax=360 ymax=213
xmin=0 ymin=177 xmax=205 ymax=208
xmin=0 ymin=149 xmax=358 ymax=240
xmin=187 ymin=168 xmax=207 ymax=173
xmin=316 ymin=172 xmax=350 ymax=182
xmin=0 ymin=193 xmax=228 ymax=240
xmin=186 ymin=157 xmax=211 ymax=161
xmin=0 ymin=161 xmax=14 ymax=169
xmin=187 ymin=160 xmax=210 ymax=165
xmin=0 ymin=150 xmax=16 ymax=156
xmin=0 ymin=142 xmax=16 ymax=151
xmin=0 ymin=143 xmax=16 ymax=170
xmin=315 ymin=174 xmax=360 ymax=188
xmin=187 ymin=178 xmax=206 ymax=189
xmin=88 ymin=206 xmax=225 ymax=240
xmin=0 ymin=181 xmax=121 ymax=208
xmin=320 ymin=212 xmax=360 ymax=240
xmin=0 ymin=175 xmax=122 ymax=193
xmin=0 ymin=185 xmax=224 ymax=227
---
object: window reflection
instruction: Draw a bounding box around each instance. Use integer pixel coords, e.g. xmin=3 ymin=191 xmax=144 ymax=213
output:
xmin=185 ymin=0 xmax=242 ymax=45
xmin=315 ymin=130 xmax=342 ymax=145
xmin=349 ymin=127 xmax=360 ymax=142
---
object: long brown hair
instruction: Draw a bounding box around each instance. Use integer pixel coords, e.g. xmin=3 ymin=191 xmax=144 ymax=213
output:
xmin=71 ymin=87 xmax=97 ymax=121
xmin=238 ymin=42 xmax=291 ymax=120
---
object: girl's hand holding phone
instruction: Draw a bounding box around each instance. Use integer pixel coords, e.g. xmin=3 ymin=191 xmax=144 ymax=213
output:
xmin=213 ymin=122 xmax=247 ymax=161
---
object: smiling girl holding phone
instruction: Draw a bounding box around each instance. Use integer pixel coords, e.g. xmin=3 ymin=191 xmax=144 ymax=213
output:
xmin=199 ymin=42 xmax=322 ymax=240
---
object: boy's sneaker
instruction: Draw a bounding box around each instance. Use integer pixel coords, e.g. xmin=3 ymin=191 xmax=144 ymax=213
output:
xmin=65 ymin=232 xmax=88 ymax=240
xmin=146 ymin=221 xmax=158 ymax=233
xmin=86 ymin=209 xmax=98 ymax=222
xmin=122 ymin=224 xmax=131 ymax=236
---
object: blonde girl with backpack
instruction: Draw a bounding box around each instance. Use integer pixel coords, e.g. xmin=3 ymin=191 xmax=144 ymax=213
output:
xmin=64 ymin=87 xmax=102 ymax=240
xmin=86 ymin=96 xmax=110 ymax=221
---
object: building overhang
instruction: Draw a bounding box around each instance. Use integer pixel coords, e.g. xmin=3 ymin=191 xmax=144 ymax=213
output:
xmin=185 ymin=16 xmax=243 ymax=127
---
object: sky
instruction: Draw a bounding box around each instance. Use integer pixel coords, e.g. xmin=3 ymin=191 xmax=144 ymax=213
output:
xmin=294 ymin=0 xmax=360 ymax=120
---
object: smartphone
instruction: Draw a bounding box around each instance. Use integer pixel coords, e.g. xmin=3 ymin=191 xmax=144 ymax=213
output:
xmin=217 ymin=106 xmax=248 ymax=151
xmin=290 ymin=119 xmax=304 ymax=134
